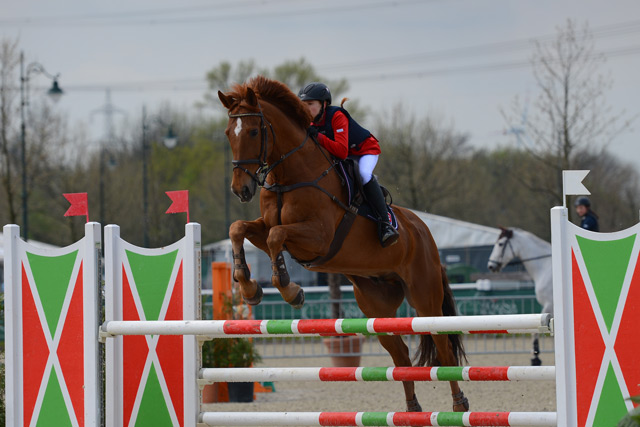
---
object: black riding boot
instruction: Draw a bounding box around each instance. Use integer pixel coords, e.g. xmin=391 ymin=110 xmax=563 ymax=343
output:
xmin=363 ymin=178 xmax=399 ymax=248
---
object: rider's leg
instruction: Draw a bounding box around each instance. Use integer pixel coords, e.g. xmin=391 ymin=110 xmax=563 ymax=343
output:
xmin=359 ymin=155 xmax=399 ymax=248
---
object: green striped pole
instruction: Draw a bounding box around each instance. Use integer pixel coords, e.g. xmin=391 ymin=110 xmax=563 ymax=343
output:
xmin=200 ymin=366 xmax=555 ymax=382
xmin=199 ymin=411 xmax=557 ymax=426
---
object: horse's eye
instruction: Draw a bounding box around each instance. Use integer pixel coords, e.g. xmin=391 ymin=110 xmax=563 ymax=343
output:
xmin=499 ymin=243 xmax=504 ymax=247
xmin=249 ymin=129 xmax=259 ymax=137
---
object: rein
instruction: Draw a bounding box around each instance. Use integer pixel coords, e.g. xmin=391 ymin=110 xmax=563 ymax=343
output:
xmin=228 ymin=103 xmax=362 ymax=267
xmin=506 ymin=253 xmax=552 ymax=265
xmin=489 ymin=234 xmax=551 ymax=268
xmin=228 ymin=105 xmax=309 ymax=187
xmin=228 ymin=106 xmax=351 ymax=223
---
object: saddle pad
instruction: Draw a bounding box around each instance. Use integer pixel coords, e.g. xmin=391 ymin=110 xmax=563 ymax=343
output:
xmin=336 ymin=161 xmax=399 ymax=229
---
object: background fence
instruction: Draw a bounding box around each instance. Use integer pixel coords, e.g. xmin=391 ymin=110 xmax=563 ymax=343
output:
xmin=202 ymin=285 xmax=552 ymax=360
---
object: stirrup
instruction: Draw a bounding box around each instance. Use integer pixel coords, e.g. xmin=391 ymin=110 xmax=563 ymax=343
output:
xmin=452 ymin=390 xmax=469 ymax=411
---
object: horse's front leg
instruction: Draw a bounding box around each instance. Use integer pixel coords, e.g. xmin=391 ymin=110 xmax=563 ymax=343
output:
xmin=229 ymin=218 xmax=270 ymax=306
xmin=265 ymin=222 xmax=329 ymax=309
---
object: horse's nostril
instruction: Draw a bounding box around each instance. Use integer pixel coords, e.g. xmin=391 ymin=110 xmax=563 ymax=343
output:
xmin=240 ymin=185 xmax=253 ymax=202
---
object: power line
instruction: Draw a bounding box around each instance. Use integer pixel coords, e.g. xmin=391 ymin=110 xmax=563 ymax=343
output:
xmin=0 ymin=0 xmax=429 ymax=27
xmin=319 ymin=19 xmax=640 ymax=72
xmin=0 ymin=0 xmax=298 ymax=24
xmin=53 ymin=43 xmax=640 ymax=93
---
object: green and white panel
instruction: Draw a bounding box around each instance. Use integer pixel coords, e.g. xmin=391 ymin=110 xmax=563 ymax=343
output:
xmin=552 ymin=207 xmax=640 ymax=426
xmin=4 ymin=223 xmax=101 ymax=426
xmin=104 ymin=223 xmax=201 ymax=427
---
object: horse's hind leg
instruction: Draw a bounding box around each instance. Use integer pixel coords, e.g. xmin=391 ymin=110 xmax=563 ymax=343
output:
xmin=531 ymin=333 xmax=542 ymax=366
xmin=431 ymin=334 xmax=469 ymax=411
xmin=348 ymin=275 xmax=421 ymax=411
xmin=405 ymin=262 xmax=469 ymax=412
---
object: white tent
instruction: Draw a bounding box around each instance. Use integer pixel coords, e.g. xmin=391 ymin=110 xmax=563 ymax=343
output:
xmin=410 ymin=210 xmax=501 ymax=249
xmin=204 ymin=210 xmax=501 ymax=264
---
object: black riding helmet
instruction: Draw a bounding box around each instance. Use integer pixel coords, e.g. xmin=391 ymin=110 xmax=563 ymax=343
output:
xmin=298 ymin=82 xmax=332 ymax=105
xmin=574 ymin=196 xmax=591 ymax=207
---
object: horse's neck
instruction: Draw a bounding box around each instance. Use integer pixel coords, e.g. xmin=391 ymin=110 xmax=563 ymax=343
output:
xmin=512 ymin=230 xmax=551 ymax=280
xmin=265 ymin=107 xmax=335 ymax=185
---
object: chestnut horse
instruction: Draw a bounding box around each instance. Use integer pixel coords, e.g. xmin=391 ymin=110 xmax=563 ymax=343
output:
xmin=218 ymin=76 xmax=469 ymax=412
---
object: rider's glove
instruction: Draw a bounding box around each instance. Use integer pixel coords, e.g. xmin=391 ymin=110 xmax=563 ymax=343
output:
xmin=307 ymin=126 xmax=319 ymax=140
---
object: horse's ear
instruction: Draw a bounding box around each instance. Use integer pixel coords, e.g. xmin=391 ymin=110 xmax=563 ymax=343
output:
xmin=246 ymin=87 xmax=258 ymax=107
xmin=218 ymin=91 xmax=234 ymax=110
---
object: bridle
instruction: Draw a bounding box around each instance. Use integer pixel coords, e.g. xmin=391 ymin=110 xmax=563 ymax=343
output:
xmin=488 ymin=230 xmax=551 ymax=269
xmin=488 ymin=234 xmax=517 ymax=269
xmin=228 ymin=104 xmax=310 ymax=187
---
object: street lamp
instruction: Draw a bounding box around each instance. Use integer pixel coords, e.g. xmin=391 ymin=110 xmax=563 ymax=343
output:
xmin=20 ymin=51 xmax=64 ymax=240
xmin=141 ymin=106 xmax=179 ymax=247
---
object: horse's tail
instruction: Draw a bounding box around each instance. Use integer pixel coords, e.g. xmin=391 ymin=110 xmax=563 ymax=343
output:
xmin=414 ymin=265 xmax=468 ymax=367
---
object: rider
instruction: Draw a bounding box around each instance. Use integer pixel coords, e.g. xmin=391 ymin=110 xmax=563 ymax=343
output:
xmin=298 ymin=82 xmax=399 ymax=248
xmin=574 ymin=196 xmax=599 ymax=232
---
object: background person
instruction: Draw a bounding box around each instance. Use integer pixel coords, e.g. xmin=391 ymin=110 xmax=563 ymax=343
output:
xmin=575 ymin=196 xmax=599 ymax=231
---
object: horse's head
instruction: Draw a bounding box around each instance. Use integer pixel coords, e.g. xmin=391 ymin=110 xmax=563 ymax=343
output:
xmin=487 ymin=227 xmax=515 ymax=272
xmin=218 ymin=87 xmax=267 ymax=202
xmin=218 ymin=76 xmax=313 ymax=203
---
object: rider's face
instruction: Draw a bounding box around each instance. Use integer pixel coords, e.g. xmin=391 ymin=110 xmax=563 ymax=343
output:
xmin=303 ymin=100 xmax=322 ymax=120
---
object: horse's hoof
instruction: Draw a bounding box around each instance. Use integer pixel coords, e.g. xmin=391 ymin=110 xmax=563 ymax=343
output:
xmin=406 ymin=394 xmax=422 ymax=412
xmin=452 ymin=391 xmax=469 ymax=412
xmin=243 ymin=285 xmax=263 ymax=306
xmin=531 ymin=356 xmax=542 ymax=366
xmin=289 ymin=288 xmax=305 ymax=309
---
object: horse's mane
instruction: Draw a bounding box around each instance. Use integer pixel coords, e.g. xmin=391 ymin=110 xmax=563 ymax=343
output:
xmin=507 ymin=227 xmax=551 ymax=246
xmin=229 ymin=75 xmax=312 ymax=129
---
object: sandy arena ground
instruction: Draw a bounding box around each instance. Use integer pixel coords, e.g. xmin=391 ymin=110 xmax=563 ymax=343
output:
xmin=202 ymin=346 xmax=556 ymax=427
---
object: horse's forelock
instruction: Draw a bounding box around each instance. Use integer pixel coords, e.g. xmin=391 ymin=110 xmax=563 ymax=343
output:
xmin=498 ymin=228 xmax=513 ymax=239
xmin=228 ymin=76 xmax=312 ymax=129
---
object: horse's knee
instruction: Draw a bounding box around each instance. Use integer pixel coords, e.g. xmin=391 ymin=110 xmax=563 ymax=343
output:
xmin=266 ymin=226 xmax=287 ymax=253
xmin=229 ymin=220 xmax=246 ymax=241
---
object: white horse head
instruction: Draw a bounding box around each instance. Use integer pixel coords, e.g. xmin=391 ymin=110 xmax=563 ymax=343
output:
xmin=487 ymin=227 xmax=554 ymax=365
xmin=487 ymin=227 xmax=554 ymax=315
xmin=487 ymin=227 xmax=516 ymax=272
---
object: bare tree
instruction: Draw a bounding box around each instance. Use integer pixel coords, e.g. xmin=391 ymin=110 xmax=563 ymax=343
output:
xmin=375 ymin=104 xmax=469 ymax=213
xmin=502 ymin=19 xmax=634 ymax=204
xmin=0 ymin=38 xmax=20 ymax=224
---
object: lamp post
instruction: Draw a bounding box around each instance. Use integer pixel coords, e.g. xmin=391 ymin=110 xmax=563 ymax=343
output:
xmin=141 ymin=106 xmax=179 ymax=247
xmin=20 ymin=51 xmax=64 ymax=240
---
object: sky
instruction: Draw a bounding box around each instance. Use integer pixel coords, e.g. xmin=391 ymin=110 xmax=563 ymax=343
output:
xmin=2 ymin=0 xmax=640 ymax=177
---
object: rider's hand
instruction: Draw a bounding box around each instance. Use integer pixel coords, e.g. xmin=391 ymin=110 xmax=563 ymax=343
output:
xmin=307 ymin=126 xmax=319 ymax=139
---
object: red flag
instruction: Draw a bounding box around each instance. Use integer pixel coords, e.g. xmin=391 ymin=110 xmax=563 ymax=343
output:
xmin=63 ymin=193 xmax=89 ymax=222
xmin=165 ymin=190 xmax=190 ymax=223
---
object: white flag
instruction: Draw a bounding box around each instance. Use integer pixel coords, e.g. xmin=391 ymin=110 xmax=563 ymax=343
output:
xmin=563 ymin=170 xmax=591 ymax=196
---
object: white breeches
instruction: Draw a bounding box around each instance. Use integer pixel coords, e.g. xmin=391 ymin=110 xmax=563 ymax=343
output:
xmin=357 ymin=154 xmax=379 ymax=184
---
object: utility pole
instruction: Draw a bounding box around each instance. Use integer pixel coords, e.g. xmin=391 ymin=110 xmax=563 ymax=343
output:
xmin=90 ymin=89 xmax=126 ymax=226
